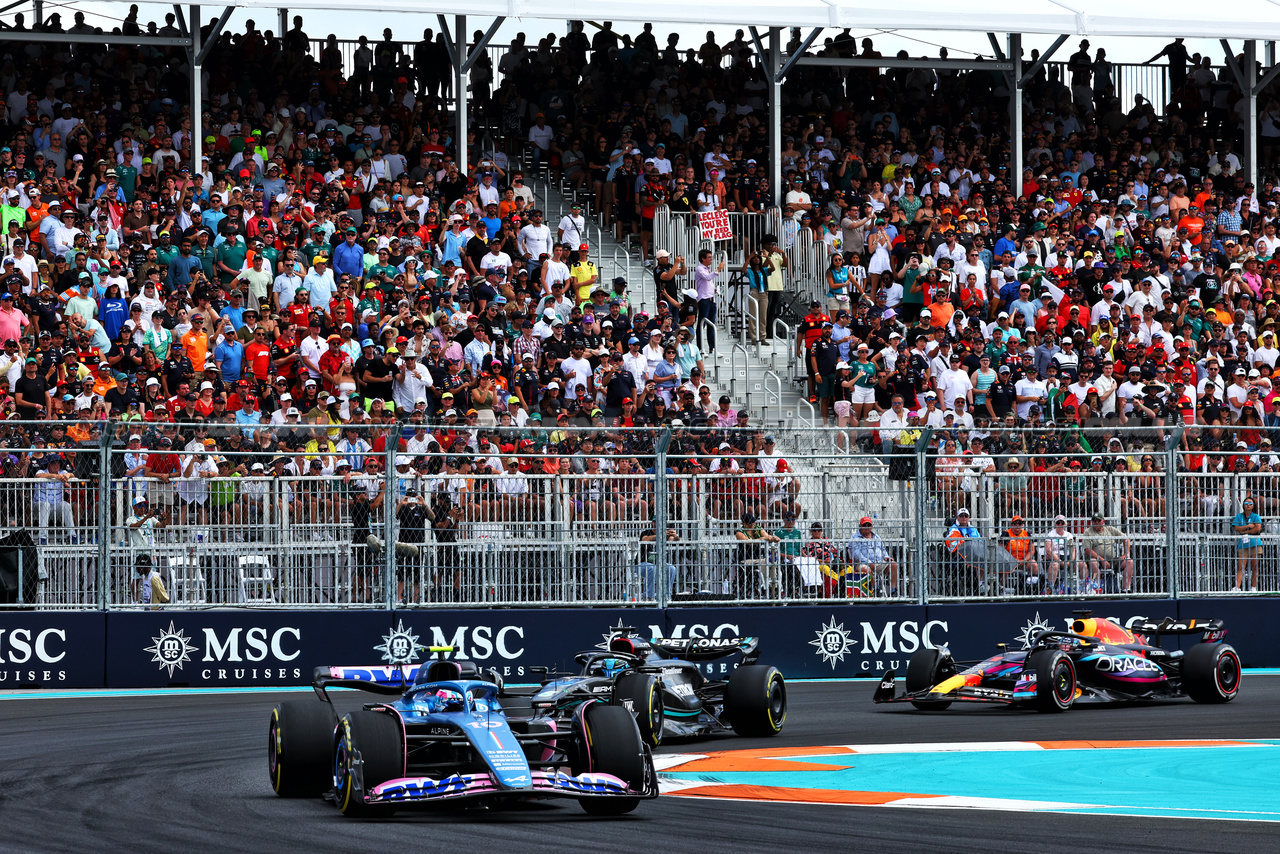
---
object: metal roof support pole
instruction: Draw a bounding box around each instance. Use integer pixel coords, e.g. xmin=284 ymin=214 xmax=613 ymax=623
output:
xmin=189 ymin=5 xmax=201 ymax=177
xmin=454 ymin=15 xmax=467 ymax=177
xmin=452 ymin=16 xmax=504 ymax=178
xmin=987 ymin=33 xmax=1005 ymax=62
xmin=1245 ymin=41 xmax=1258 ymax=191
xmin=1009 ymin=33 xmax=1023 ymax=198
xmin=769 ymin=28 xmax=782 ymax=207
xmin=188 ymin=7 xmax=232 ymax=178
xmin=278 ymin=7 xmax=288 ymax=40
xmin=32 ymin=0 xmax=40 ymax=27
xmin=1225 ymin=39 xmax=1262 ymax=189
xmin=1020 ymin=34 xmax=1068 ymax=88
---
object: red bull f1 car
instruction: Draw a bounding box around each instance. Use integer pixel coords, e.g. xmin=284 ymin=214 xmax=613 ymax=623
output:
xmin=873 ymin=613 xmax=1241 ymax=712
xmin=500 ymin=631 xmax=786 ymax=747
xmin=267 ymin=647 xmax=658 ymax=816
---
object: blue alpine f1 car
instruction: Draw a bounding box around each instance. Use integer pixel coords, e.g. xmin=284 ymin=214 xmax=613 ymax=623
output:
xmin=267 ymin=647 xmax=658 ymax=817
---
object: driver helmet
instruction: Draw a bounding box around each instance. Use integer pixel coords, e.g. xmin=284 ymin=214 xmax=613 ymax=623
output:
xmin=600 ymin=657 xmax=629 ymax=678
xmin=432 ymin=688 xmax=466 ymax=711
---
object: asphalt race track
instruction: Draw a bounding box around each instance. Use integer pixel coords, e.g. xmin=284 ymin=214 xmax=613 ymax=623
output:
xmin=2 ymin=679 xmax=1278 ymax=854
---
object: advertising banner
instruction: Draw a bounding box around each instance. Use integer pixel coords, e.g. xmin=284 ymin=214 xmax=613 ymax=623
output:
xmin=661 ymin=604 xmax=933 ymax=678
xmin=925 ymin=599 xmax=1164 ymax=665
xmin=106 ymin=610 xmax=398 ymax=688
xmin=0 ymin=612 xmax=105 ymax=687
xmin=9 ymin=598 xmax=1278 ymax=689
xmin=387 ymin=608 xmax=666 ymax=680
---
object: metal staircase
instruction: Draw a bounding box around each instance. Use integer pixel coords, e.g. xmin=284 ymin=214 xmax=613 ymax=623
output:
xmin=522 ymin=163 xmax=813 ymax=434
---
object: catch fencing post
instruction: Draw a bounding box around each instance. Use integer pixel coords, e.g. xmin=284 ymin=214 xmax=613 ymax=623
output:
xmin=97 ymin=423 xmax=115 ymax=610
xmin=384 ymin=442 xmax=397 ymax=609
xmin=654 ymin=427 xmax=672 ymax=607
xmin=1165 ymin=424 xmax=1184 ymax=598
xmin=914 ymin=428 xmax=933 ymax=605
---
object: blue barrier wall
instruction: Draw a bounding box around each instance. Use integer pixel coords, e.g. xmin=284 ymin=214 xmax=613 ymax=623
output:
xmin=1 ymin=600 xmax=1277 ymax=688
xmin=0 ymin=612 xmax=107 ymax=687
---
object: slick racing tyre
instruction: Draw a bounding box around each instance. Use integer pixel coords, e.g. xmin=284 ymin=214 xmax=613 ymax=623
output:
xmin=333 ymin=710 xmax=404 ymax=817
xmin=724 ymin=665 xmax=787 ymax=736
xmin=1184 ymin=642 xmax=1241 ymax=703
xmin=576 ymin=704 xmax=645 ymax=816
xmin=268 ymin=701 xmax=336 ymax=797
xmin=613 ymin=672 xmax=664 ymax=748
xmin=1028 ymin=650 xmax=1076 ymax=712
xmin=905 ymin=648 xmax=956 ymax=710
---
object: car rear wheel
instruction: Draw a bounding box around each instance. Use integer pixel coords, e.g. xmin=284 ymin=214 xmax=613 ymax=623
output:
xmin=723 ymin=665 xmax=787 ymax=736
xmin=905 ymin=648 xmax=955 ymax=710
xmin=333 ymin=710 xmax=404 ymax=817
xmin=268 ymin=701 xmax=336 ymax=797
xmin=1028 ymin=650 xmax=1076 ymax=712
xmin=576 ymin=703 xmax=645 ymax=816
xmin=1184 ymin=643 xmax=1241 ymax=703
xmin=613 ymin=672 xmax=664 ymax=748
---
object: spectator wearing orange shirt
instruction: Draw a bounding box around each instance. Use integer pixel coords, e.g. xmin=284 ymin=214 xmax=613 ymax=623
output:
xmin=1179 ymin=204 xmax=1206 ymax=241
xmin=181 ymin=312 xmax=210 ymax=368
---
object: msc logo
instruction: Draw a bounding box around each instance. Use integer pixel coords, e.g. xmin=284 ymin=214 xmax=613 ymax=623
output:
xmin=811 ymin=616 xmax=951 ymax=671
xmin=810 ymin=617 xmax=857 ymax=668
xmin=374 ymin=620 xmax=420 ymax=665
xmin=144 ymin=622 xmax=198 ymax=677
xmin=143 ymin=623 xmax=301 ymax=675
xmin=0 ymin=627 xmax=67 ymax=664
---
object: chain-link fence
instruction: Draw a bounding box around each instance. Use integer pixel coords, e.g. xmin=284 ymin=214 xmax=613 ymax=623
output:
xmin=2 ymin=422 xmax=1279 ymax=609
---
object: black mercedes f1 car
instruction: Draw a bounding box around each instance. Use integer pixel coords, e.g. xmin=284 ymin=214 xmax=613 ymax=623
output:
xmin=502 ymin=631 xmax=787 ymax=746
xmin=874 ymin=613 xmax=1241 ymax=712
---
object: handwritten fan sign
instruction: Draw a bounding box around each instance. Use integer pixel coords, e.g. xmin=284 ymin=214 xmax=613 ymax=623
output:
xmin=698 ymin=210 xmax=733 ymax=241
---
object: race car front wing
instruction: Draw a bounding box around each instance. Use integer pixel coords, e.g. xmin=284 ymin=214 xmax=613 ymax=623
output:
xmin=366 ymin=768 xmax=658 ymax=806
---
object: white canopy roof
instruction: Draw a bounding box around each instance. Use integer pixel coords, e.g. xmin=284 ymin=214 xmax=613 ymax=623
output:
xmin=132 ymin=0 xmax=1280 ymax=41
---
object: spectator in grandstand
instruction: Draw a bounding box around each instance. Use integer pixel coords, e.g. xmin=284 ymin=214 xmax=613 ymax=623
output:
xmin=1078 ymin=512 xmax=1136 ymax=593
xmin=34 ymin=451 xmax=75 ymax=544
xmin=637 ymin=526 xmax=679 ymax=600
xmin=1000 ymin=515 xmax=1041 ymax=590
xmin=944 ymin=507 xmax=986 ymax=587
xmin=847 ymin=515 xmax=899 ymax=596
xmin=734 ymin=511 xmax=779 ymax=599
xmin=1232 ymin=496 xmax=1263 ymax=592
xmin=126 ymin=496 xmax=171 ymax=604
xmin=1044 ymin=514 xmax=1083 ymax=594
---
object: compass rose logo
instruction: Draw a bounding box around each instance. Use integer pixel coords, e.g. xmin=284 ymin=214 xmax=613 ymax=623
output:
xmin=1016 ymin=612 xmax=1054 ymax=649
xmin=374 ymin=620 xmax=421 ymax=664
xmin=144 ymin=621 xmax=197 ymax=677
xmin=598 ymin=619 xmax=631 ymax=649
xmin=810 ymin=617 xmax=855 ymax=669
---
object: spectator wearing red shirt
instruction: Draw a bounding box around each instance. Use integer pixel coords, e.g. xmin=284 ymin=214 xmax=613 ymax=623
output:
xmin=318 ymin=335 xmax=350 ymax=393
xmin=271 ymin=325 xmax=301 ymax=381
xmin=286 ymin=288 xmax=312 ymax=328
xmin=244 ymin=326 xmax=273 ymax=382
xmin=796 ymin=301 xmax=830 ymax=403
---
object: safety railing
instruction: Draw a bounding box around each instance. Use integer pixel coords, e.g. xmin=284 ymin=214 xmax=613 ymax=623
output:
xmin=4 ymin=423 xmax=1280 ymax=609
xmin=1042 ymin=61 xmax=1173 ymax=115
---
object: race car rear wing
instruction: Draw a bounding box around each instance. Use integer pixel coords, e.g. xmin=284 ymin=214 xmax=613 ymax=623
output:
xmin=649 ymin=636 xmax=760 ymax=663
xmin=312 ymin=665 xmax=418 ymax=702
xmin=1125 ymin=618 xmax=1227 ymax=643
